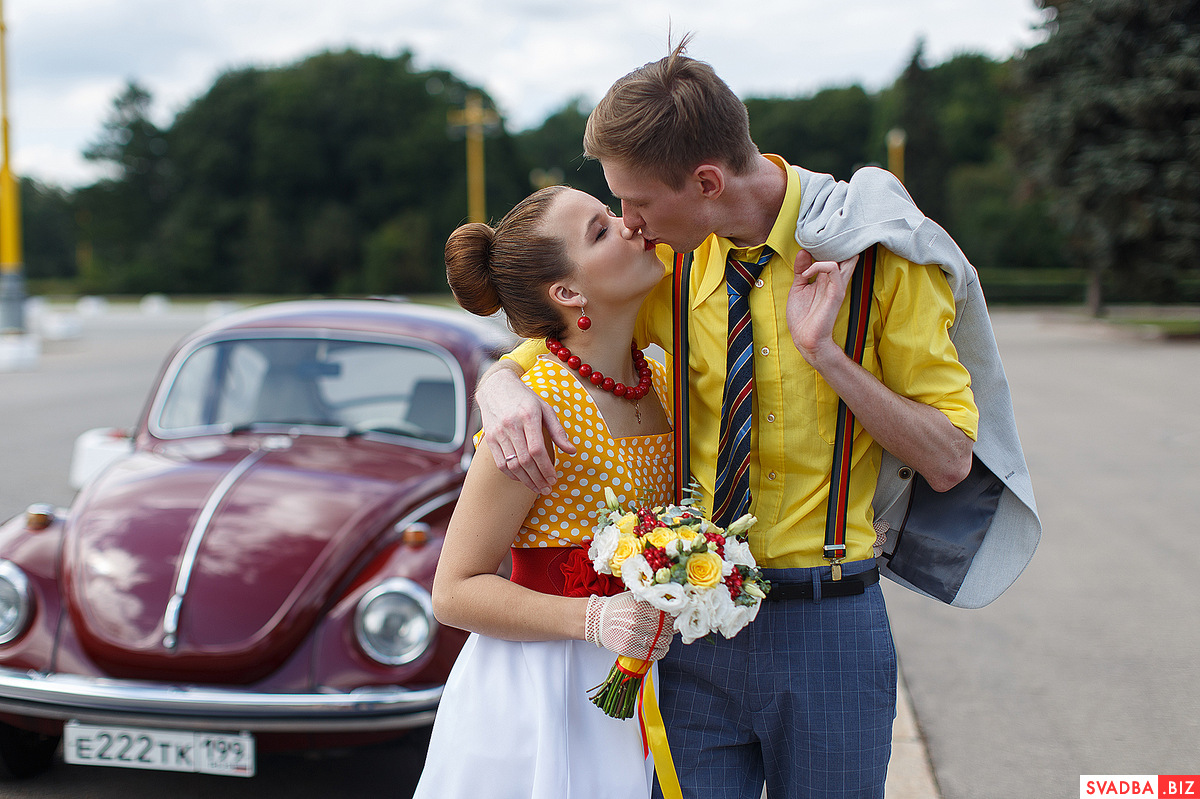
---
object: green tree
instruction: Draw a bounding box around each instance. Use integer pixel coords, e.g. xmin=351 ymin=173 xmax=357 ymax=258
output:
xmin=894 ymin=41 xmax=950 ymax=222
xmin=81 ymin=51 xmax=532 ymax=295
xmin=1010 ymin=0 xmax=1200 ymax=313
xmin=514 ymin=98 xmax=608 ymax=201
xmin=945 ymin=160 xmax=1067 ymax=272
xmin=76 ymin=82 xmax=172 ymax=292
xmin=746 ymin=86 xmax=875 ymax=179
xmin=19 ymin=178 xmax=75 ymax=280
xmin=929 ymin=54 xmax=1010 ymax=166
xmin=362 ymin=210 xmax=435 ymax=295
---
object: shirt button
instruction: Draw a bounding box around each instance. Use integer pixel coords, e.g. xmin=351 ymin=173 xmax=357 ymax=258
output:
xmin=766 ymin=413 xmax=776 ymax=423
xmin=760 ymin=346 xmax=770 ymax=356
xmin=755 ymin=278 xmax=764 ymax=288
xmin=767 ymin=471 xmax=777 ymax=480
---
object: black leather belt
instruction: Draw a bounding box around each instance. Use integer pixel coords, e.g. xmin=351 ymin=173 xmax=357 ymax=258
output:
xmin=765 ymin=566 xmax=880 ymax=601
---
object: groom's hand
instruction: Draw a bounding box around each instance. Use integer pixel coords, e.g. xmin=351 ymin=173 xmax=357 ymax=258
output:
xmin=787 ymin=250 xmax=859 ymax=368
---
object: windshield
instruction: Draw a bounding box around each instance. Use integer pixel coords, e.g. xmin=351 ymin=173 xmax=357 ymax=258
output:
xmin=154 ymin=336 xmax=461 ymax=445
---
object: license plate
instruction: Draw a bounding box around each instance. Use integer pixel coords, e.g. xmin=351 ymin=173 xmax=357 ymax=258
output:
xmin=63 ymin=721 xmax=255 ymax=777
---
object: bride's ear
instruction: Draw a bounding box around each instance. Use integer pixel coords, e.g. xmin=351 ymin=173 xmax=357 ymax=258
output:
xmin=548 ymin=282 xmax=585 ymax=312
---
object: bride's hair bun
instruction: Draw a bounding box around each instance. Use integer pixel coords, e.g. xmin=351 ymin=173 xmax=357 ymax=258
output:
xmin=444 ymin=185 xmax=573 ymax=340
xmin=445 ymin=223 xmax=502 ymax=317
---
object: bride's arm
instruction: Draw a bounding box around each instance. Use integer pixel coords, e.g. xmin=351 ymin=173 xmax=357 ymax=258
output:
xmin=432 ymin=451 xmax=588 ymax=641
xmin=433 ymin=450 xmax=672 ymax=665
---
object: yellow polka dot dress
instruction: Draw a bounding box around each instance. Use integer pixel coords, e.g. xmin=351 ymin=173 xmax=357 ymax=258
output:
xmin=518 ymin=354 xmax=675 ymax=548
xmin=415 ymin=355 xmax=675 ymax=799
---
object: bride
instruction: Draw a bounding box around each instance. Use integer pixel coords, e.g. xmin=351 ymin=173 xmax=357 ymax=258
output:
xmin=412 ymin=185 xmax=675 ymax=799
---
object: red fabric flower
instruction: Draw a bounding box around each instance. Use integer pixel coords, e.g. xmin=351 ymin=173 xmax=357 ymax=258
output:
xmin=561 ymin=547 xmax=624 ymax=598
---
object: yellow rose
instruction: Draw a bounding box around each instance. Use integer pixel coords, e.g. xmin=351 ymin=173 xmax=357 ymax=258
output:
xmin=676 ymin=525 xmax=699 ymax=542
xmin=610 ymin=535 xmax=640 ymax=577
xmin=616 ymin=513 xmax=638 ymax=536
xmin=644 ymin=526 xmax=676 ymax=549
xmin=685 ymin=551 xmax=724 ymax=589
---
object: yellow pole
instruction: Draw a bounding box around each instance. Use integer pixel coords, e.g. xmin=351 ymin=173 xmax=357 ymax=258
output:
xmin=886 ymin=128 xmax=907 ymax=185
xmin=0 ymin=0 xmax=25 ymax=333
xmin=448 ymin=92 xmax=498 ymax=224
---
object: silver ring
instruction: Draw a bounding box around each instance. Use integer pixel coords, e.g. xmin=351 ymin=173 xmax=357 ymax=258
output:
xmin=505 ymin=455 xmax=517 ymax=463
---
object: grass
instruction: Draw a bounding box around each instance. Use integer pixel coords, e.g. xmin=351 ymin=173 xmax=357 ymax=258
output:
xmin=1108 ymin=317 xmax=1200 ymax=339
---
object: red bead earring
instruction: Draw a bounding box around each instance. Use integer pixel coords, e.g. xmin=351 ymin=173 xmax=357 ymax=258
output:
xmin=576 ymin=307 xmax=592 ymax=330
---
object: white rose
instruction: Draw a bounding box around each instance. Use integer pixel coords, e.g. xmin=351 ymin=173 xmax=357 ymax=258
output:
xmin=588 ymin=526 xmax=620 ymax=574
xmin=715 ymin=594 xmax=759 ymax=638
xmin=674 ymin=588 xmax=715 ymax=644
xmin=694 ymin=588 xmax=734 ymax=639
xmin=638 ymin=582 xmax=690 ymax=615
xmin=620 ymin=554 xmax=654 ymax=592
xmin=723 ymin=538 xmax=755 ymax=568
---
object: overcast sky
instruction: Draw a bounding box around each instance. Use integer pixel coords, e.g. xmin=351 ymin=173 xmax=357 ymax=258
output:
xmin=6 ymin=0 xmax=1049 ymax=188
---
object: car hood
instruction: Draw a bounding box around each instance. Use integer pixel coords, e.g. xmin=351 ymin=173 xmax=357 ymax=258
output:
xmin=62 ymin=436 xmax=459 ymax=682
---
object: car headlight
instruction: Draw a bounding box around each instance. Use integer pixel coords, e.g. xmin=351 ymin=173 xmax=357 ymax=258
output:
xmin=0 ymin=560 xmax=32 ymax=645
xmin=354 ymin=578 xmax=437 ymax=666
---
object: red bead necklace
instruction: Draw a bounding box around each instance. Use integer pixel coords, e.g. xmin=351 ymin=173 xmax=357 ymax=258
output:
xmin=546 ymin=338 xmax=654 ymax=421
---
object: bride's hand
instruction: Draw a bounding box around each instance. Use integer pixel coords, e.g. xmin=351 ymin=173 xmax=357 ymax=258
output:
xmin=585 ymin=594 xmax=673 ymax=661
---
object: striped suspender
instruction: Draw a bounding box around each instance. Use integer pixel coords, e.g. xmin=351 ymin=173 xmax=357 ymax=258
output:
xmin=660 ymin=256 xmax=693 ymax=799
xmin=823 ymin=245 xmax=879 ymax=580
xmin=671 ymin=251 xmax=693 ymax=504
xmin=674 ymin=245 xmax=878 ymax=552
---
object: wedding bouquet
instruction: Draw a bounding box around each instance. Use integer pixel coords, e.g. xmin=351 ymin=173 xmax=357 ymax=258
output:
xmin=586 ymin=487 xmax=770 ymax=718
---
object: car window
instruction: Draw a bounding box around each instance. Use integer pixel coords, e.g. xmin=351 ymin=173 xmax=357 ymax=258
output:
xmin=156 ymin=337 xmax=460 ymax=444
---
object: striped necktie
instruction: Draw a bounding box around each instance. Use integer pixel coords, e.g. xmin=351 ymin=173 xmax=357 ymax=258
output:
xmin=712 ymin=247 xmax=772 ymax=528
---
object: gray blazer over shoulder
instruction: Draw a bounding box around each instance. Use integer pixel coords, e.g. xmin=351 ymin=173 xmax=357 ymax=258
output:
xmin=794 ymin=165 xmax=1040 ymax=608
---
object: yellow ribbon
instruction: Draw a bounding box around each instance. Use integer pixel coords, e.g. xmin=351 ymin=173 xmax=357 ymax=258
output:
xmin=640 ymin=666 xmax=683 ymax=799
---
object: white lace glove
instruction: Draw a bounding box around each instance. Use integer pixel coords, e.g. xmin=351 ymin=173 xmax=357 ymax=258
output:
xmin=584 ymin=594 xmax=672 ymax=661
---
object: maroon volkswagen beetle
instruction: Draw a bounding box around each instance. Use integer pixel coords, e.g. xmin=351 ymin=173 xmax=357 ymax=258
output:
xmin=0 ymin=298 xmax=516 ymax=779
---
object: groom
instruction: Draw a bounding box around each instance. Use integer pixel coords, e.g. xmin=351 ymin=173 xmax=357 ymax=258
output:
xmin=476 ymin=38 xmax=978 ymax=799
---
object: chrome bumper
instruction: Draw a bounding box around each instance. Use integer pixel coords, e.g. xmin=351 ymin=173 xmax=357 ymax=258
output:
xmin=0 ymin=667 xmax=442 ymax=733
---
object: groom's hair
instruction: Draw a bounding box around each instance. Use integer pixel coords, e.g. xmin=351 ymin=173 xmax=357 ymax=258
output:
xmin=584 ymin=33 xmax=759 ymax=191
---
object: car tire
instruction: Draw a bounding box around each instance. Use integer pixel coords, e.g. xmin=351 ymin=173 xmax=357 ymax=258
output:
xmin=0 ymin=723 xmax=60 ymax=779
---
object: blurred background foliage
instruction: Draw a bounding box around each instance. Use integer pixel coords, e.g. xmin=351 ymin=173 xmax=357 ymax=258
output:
xmin=19 ymin=0 xmax=1200 ymax=312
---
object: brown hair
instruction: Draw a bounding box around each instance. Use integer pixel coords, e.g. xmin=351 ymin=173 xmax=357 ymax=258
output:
xmin=583 ymin=34 xmax=759 ymax=191
xmin=445 ymin=185 xmax=574 ymax=340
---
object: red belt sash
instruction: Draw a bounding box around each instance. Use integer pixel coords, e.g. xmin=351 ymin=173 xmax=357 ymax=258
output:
xmin=509 ymin=546 xmax=624 ymax=598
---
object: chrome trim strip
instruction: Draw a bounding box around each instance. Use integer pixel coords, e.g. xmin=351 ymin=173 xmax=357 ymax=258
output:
xmin=0 ymin=668 xmax=441 ymax=733
xmin=389 ymin=488 xmax=462 ymax=538
xmin=163 ymin=447 xmax=271 ymax=649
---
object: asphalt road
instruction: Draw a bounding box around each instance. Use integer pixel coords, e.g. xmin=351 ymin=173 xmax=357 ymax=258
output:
xmin=1 ymin=304 xmax=1198 ymax=797
xmin=885 ymin=309 xmax=1200 ymax=798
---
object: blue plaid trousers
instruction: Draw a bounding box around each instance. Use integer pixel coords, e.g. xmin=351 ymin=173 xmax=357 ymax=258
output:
xmin=654 ymin=560 xmax=896 ymax=799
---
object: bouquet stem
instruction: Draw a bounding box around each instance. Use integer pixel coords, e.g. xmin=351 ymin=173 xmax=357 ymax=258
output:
xmin=588 ymin=655 xmax=651 ymax=719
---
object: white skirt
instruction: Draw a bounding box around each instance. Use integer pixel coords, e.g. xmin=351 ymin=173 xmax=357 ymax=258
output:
xmin=412 ymin=633 xmax=654 ymax=799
